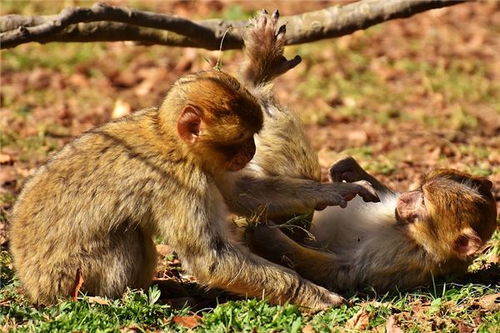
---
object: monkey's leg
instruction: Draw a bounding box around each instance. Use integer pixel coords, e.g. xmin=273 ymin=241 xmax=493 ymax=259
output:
xmin=23 ymin=226 xmax=157 ymax=304
xmin=160 ymin=204 xmax=344 ymax=311
xmin=330 ymin=157 xmax=395 ymax=196
xmin=82 ymin=226 xmax=157 ymax=297
xmin=241 ymin=9 xmax=301 ymax=87
xmin=245 ymin=223 xmax=340 ymax=291
xmin=179 ymin=242 xmax=342 ymax=311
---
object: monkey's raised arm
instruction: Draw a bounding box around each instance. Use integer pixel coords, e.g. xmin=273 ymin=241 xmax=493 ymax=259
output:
xmin=330 ymin=157 xmax=396 ymax=196
xmin=217 ymin=172 xmax=378 ymax=219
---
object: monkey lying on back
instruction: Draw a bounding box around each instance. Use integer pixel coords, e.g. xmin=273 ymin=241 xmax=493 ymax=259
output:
xmin=10 ymin=11 xmax=378 ymax=309
xmin=247 ymin=157 xmax=497 ymax=291
xmin=235 ymin=13 xmax=497 ymax=291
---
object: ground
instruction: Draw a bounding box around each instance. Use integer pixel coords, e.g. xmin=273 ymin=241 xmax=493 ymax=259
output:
xmin=0 ymin=1 xmax=499 ymax=332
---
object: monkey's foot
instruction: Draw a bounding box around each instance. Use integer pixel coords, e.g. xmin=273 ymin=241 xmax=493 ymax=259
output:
xmin=296 ymin=284 xmax=346 ymax=313
xmin=243 ymin=9 xmax=301 ymax=84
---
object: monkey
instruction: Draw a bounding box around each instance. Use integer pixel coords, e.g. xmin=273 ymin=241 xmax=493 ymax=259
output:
xmin=245 ymin=157 xmax=497 ymax=292
xmin=228 ymin=12 xmax=497 ymax=293
xmin=9 ymin=11 xmax=381 ymax=310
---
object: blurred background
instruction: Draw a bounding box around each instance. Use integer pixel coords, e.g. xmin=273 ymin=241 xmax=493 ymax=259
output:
xmin=1 ymin=0 xmax=499 ymax=224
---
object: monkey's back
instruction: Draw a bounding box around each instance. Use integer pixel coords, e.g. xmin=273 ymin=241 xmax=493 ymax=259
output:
xmin=9 ymin=109 xmax=178 ymax=303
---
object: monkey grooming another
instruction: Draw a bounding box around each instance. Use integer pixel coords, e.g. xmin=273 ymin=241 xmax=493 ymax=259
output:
xmin=246 ymin=157 xmax=497 ymax=292
xmin=9 ymin=11 xmax=381 ymax=310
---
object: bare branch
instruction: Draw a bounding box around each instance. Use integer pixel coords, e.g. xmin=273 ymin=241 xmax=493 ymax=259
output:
xmin=1 ymin=0 xmax=467 ymax=50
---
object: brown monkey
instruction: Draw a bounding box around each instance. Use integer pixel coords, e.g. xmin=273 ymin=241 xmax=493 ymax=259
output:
xmin=9 ymin=11 xmax=380 ymax=309
xmin=10 ymin=70 xmax=333 ymax=308
xmin=246 ymin=157 xmax=497 ymax=292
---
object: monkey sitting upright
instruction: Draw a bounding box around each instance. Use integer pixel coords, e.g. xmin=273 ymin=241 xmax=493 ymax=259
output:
xmin=246 ymin=157 xmax=497 ymax=291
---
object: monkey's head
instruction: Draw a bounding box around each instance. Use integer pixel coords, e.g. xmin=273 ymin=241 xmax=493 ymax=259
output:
xmin=162 ymin=70 xmax=263 ymax=173
xmin=396 ymin=169 xmax=497 ymax=261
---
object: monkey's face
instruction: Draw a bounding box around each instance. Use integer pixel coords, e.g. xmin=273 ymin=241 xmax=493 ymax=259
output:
xmin=219 ymin=137 xmax=257 ymax=171
xmin=397 ymin=170 xmax=497 ymax=260
xmin=174 ymin=70 xmax=263 ymax=173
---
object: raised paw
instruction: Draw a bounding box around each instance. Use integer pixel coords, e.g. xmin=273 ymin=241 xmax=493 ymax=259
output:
xmin=329 ymin=156 xmax=367 ymax=183
xmin=243 ymin=9 xmax=302 ymax=85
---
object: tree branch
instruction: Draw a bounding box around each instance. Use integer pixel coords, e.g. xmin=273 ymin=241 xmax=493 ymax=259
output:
xmin=1 ymin=0 xmax=468 ymax=50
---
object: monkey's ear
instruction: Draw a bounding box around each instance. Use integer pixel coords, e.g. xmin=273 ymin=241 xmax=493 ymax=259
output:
xmin=177 ymin=106 xmax=202 ymax=144
xmin=453 ymin=229 xmax=482 ymax=257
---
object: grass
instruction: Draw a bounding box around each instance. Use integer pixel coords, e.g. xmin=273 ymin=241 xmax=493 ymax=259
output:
xmin=1 ymin=235 xmax=499 ymax=332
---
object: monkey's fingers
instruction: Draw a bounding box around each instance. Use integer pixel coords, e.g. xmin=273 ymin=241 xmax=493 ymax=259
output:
xmin=303 ymin=291 xmax=345 ymax=313
xmin=329 ymin=181 xmax=379 ymax=204
xmin=350 ymin=180 xmax=380 ymax=203
xmin=329 ymin=156 xmax=364 ymax=182
xmin=318 ymin=189 xmax=348 ymax=208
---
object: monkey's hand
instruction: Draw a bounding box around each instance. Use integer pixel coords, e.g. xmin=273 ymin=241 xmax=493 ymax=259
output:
xmin=329 ymin=156 xmax=369 ymax=183
xmin=330 ymin=156 xmax=394 ymax=196
xmin=317 ymin=181 xmax=380 ymax=208
xmin=242 ymin=9 xmax=302 ymax=86
xmin=246 ymin=222 xmax=346 ymax=312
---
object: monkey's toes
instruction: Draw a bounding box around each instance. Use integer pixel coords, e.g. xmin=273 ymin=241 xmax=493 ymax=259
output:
xmin=311 ymin=292 xmax=345 ymax=312
xmin=272 ymin=9 xmax=280 ymax=20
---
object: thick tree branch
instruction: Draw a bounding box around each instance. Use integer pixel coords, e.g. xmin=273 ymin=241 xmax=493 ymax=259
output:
xmin=1 ymin=0 xmax=468 ymax=50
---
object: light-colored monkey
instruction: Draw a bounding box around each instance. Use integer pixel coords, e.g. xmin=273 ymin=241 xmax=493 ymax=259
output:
xmin=247 ymin=158 xmax=497 ymax=291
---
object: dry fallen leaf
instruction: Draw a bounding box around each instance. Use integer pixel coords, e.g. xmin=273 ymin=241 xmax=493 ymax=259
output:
xmin=0 ymin=153 xmax=13 ymax=165
xmin=111 ymin=99 xmax=132 ymax=119
xmin=386 ymin=315 xmax=403 ymax=333
xmin=302 ymin=323 xmax=315 ymax=333
xmin=71 ymin=268 xmax=84 ymax=301
xmin=475 ymin=293 xmax=500 ymax=311
xmin=87 ymin=296 xmax=111 ymax=305
xmin=489 ymin=255 xmax=499 ymax=264
xmin=173 ymin=315 xmax=201 ymax=329
xmin=457 ymin=320 xmax=474 ymax=333
xmin=120 ymin=324 xmax=141 ymax=332
xmin=345 ymin=308 xmax=370 ymax=330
